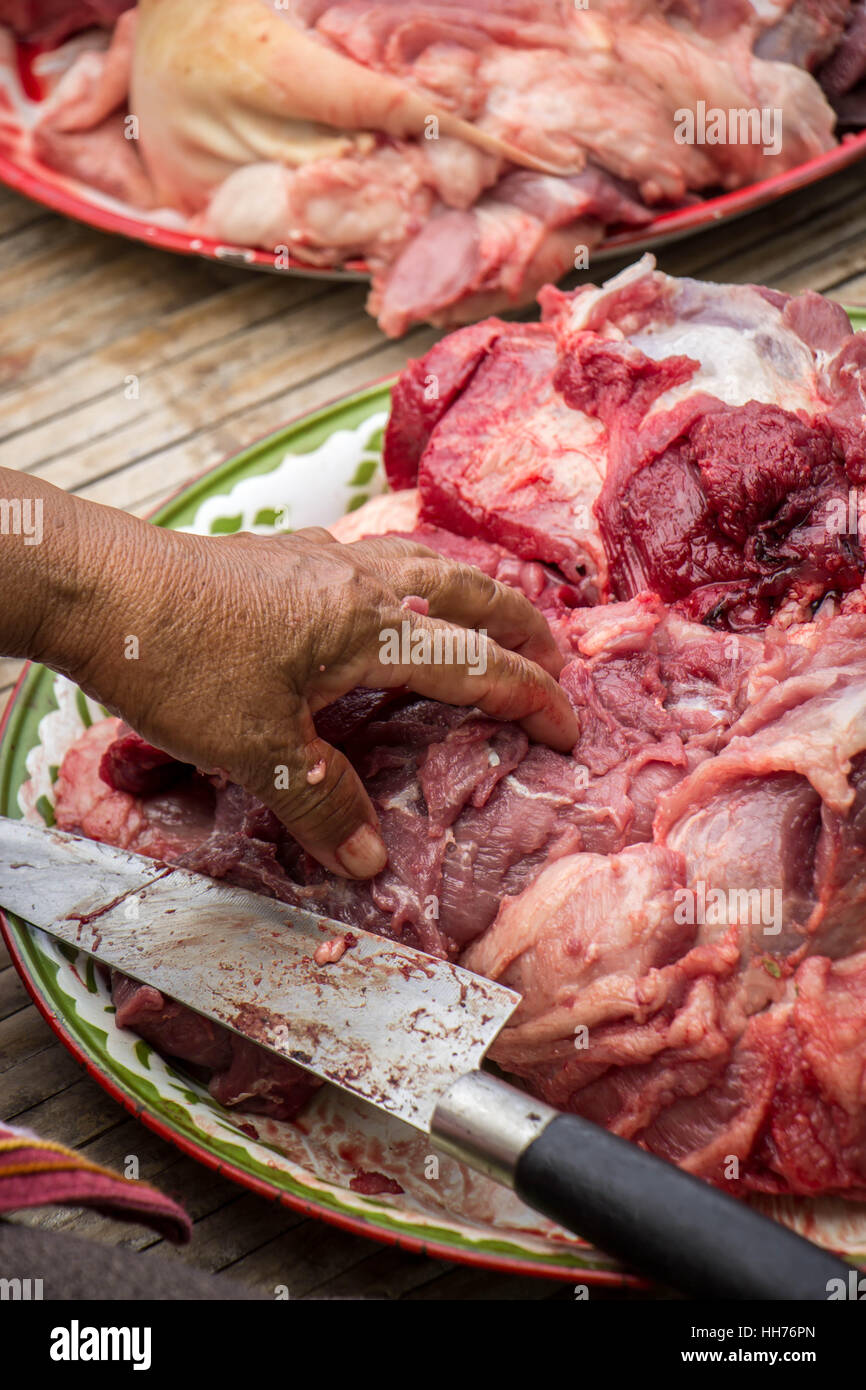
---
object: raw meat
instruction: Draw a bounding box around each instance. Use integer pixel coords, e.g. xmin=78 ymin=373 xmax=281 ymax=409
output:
xmin=385 ymin=256 xmax=866 ymax=628
xmin=28 ymin=7 xmax=156 ymax=207
xmin=51 ymin=266 xmax=866 ymax=1201
xmin=0 ymin=0 xmax=131 ymax=42
xmin=112 ymin=972 xmax=321 ymax=1119
xmin=756 ymin=0 xmax=852 ymax=69
xmin=327 ymin=489 xmax=420 ymax=543
xmin=465 ymin=611 xmax=866 ymax=1196
xmin=16 ymin=0 xmax=860 ymax=332
xmin=369 ymin=170 xmax=654 ymax=337
xmin=386 ymin=319 xmax=610 ymax=596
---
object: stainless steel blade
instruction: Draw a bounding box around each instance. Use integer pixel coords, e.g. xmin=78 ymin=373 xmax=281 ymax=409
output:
xmin=0 ymin=818 xmax=179 ymax=925
xmin=0 ymin=818 xmax=520 ymax=1133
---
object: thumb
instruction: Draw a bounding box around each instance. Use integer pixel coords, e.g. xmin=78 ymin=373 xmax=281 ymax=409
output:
xmin=252 ymin=734 xmax=388 ymax=881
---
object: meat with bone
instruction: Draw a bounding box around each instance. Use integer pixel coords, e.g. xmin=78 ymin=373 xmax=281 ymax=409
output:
xmin=50 ymin=266 xmax=866 ymax=1200
xmin=385 ymin=256 xmax=866 ymax=629
xmin=17 ymin=0 xmax=858 ymax=332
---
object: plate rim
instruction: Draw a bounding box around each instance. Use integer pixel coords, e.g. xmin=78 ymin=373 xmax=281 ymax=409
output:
xmin=5 ymin=133 xmax=866 ymax=272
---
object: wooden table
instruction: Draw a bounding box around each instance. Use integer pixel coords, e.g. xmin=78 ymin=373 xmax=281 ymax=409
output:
xmin=2 ymin=162 xmax=866 ymax=1299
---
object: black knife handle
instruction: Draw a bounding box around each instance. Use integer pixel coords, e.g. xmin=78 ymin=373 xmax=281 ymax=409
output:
xmin=516 ymin=1112 xmax=847 ymax=1300
xmin=432 ymin=1071 xmax=850 ymax=1301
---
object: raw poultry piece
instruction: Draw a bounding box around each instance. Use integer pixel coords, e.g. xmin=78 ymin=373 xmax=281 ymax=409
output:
xmin=48 ymin=265 xmax=866 ymax=1199
xmin=29 ymin=9 xmax=156 ymax=207
xmin=9 ymin=0 xmax=858 ymax=332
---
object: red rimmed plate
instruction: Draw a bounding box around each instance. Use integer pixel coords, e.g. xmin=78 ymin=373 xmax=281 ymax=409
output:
xmin=2 ymin=25 xmax=866 ymax=277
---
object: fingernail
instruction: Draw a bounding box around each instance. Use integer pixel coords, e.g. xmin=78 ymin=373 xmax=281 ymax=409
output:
xmin=336 ymin=823 xmax=388 ymax=878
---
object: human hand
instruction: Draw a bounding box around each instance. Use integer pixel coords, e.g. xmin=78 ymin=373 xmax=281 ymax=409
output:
xmin=38 ymin=517 xmax=577 ymax=880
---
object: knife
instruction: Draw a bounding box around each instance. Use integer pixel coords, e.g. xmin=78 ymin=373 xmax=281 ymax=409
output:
xmin=0 ymin=816 xmax=852 ymax=1300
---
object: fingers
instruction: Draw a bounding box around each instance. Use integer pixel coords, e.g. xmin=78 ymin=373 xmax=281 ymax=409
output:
xmin=416 ymin=562 xmax=565 ymax=678
xmin=361 ymin=614 xmax=580 ymax=752
xmin=352 ymin=543 xmax=565 ymax=678
xmin=250 ymin=716 xmax=388 ymax=880
xmin=344 ymin=535 xmax=440 ymax=564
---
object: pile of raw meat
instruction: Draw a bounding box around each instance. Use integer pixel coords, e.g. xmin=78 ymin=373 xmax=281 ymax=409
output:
xmin=4 ymin=0 xmax=866 ymax=331
xmin=50 ymin=258 xmax=866 ymax=1203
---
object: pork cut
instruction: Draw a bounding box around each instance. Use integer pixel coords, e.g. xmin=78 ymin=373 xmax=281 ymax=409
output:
xmin=50 ymin=265 xmax=866 ymax=1201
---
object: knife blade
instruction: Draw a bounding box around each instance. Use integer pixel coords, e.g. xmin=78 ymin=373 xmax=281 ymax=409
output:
xmin=0 ymin=815 xmax=853 ymax=1300
xmin=0 ymin=817 xmax=517 ymax=1133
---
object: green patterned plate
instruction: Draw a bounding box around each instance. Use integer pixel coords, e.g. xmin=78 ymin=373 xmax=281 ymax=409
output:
xmin=4 ymin=339 xmax=866 ymax=1282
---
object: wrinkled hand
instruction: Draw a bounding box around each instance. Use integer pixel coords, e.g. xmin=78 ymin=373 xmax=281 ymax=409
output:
xmin=48 ymin=522 xmax=578 ymax=880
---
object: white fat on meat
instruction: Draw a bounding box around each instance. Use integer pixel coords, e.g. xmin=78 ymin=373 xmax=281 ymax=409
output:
xmin=327 ymin=489 xmax=421 ymax=543
xmin=195 ymin=147 xmax=433 ymax=266
xmin=632 ymin=310 xmax=822 ymax=419
xmin=462 ymin=844 xmax=688 ymax=1047
xmin=558 ymin=253 xmax=829 ymax=415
